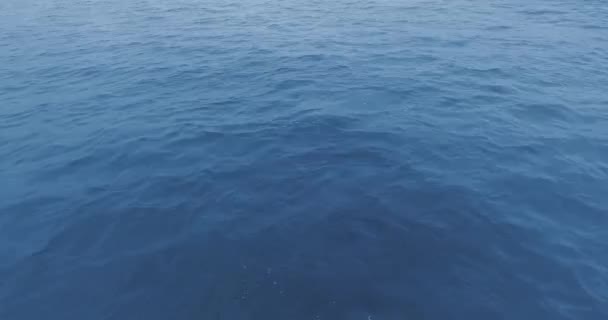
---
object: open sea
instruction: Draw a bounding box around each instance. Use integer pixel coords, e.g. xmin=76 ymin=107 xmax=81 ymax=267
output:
xmin=1 ymin=0 xmax=607 ymax=319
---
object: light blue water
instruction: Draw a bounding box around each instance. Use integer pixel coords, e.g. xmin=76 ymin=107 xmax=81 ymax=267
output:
xmin=1 ymin=0 xmax=608 ymax=319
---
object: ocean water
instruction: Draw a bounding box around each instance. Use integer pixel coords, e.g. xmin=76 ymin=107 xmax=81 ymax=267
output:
xmin=1 ymin=0 xmax=608 ymax=319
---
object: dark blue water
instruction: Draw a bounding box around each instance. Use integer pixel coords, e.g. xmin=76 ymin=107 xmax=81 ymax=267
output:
xmin=1 ymin=0 xmax=608 ymax=319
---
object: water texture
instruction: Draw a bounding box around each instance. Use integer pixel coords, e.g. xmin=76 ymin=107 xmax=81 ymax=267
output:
xmin=1 ymin=0 xmax=608 ymax=319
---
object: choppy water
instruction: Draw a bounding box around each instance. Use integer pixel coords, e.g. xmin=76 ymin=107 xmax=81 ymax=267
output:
xmin=1 ymin=0 xmax=608 ymax=319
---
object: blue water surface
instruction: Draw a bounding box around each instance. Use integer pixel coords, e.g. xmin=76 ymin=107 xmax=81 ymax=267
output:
xmin=1 ymin=0 xmax=608 ymax=319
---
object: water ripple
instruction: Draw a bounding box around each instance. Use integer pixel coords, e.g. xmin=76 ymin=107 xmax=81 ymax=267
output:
xmin=1 ymin=0 xmax=608 ymax=319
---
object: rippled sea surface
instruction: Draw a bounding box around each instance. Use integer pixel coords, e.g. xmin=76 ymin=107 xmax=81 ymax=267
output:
xmin=1 ymin=0 xmax=608 ymax=319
